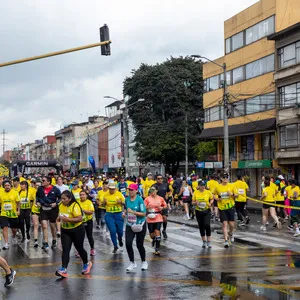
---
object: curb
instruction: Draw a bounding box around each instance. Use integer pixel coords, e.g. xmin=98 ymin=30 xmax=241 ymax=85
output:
xmin=234 ymin=237 xmax=264 ymax=248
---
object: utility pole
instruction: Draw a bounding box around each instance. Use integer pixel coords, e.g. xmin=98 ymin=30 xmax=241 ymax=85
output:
xmin=2 ymin=129 xmax=5 ymax=161
xmin=123 ymin=106 xmax=129 ymax=177
xmin=185 ymin=112 xmax=188 ymax=179
xmin=86 ymin=125 xmax=90 ymax=170
xmin=222 ymin=63 xmax=229 ymax=174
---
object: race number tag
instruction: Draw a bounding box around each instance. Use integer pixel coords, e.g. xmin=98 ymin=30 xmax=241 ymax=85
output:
xmin=238 ymin=189 xmax=244 ymax=195
xmin=127 ymin=213 xmax=137 ymax=223
xmin=198 ymin=202 xmax=206 ymax=209
xmin=3 ymin=203 xmax=12 ymax=211
xmin=220 ymin=192 xmax=229 ymax=199
xmin=20 ymin=197 xmax=28 ymax=204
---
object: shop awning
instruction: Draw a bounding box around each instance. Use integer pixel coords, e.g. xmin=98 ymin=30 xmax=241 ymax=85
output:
xmin=199 ymin=118 xmax=276 ymax=139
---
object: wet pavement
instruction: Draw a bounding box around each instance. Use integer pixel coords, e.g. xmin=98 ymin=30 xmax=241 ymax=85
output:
xmin=0 ymin=215 xmax=300 ymax=299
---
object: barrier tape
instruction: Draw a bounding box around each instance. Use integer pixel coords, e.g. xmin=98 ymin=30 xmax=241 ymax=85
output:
xmin=246 ymin=196 xmax=300 ymax=210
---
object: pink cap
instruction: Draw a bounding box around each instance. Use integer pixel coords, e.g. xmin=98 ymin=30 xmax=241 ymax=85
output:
xmin=128 ymin=183 xmax=138 ymax=191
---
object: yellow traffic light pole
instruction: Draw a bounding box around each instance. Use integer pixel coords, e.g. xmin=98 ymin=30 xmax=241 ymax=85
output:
xmin=0 ymin=40 xmax=111 ymax=68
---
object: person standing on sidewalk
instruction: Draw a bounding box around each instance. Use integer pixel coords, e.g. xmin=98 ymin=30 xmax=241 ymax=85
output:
xmin=152 ymin=175 xmax=170 ymax=239
xmin=215 ymin=173 xmax=237 ymax=248
xmin=192 ymin=181 xmax=214 ymax=248
xmin=233 ymin=175 xmax=249 ymax=226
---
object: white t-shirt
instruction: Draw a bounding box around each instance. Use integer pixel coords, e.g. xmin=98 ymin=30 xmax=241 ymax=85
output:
xmin=56 ymin=184 xmax=69 ymax=193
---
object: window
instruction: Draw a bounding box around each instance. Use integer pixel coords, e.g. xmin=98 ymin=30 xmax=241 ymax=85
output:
xmin=279 ymin=41 xmax=300 ymax=68
xmin=233 ymin=101 xmax=245 ymax=117
xmin=204 ymin=109 xmax=210 ymax=122
xmin=210 ymin=106 xmax=220 ymax=122
xmin=246 ymin=92 xmax=275 ymax=114
xmin=232 ymin=66 xmax=244 ymax=84
xmin=262 ymin=133 xmax=275 ymax=159
xmin=246 ymin=96 xmax=260 ymax=114
xmin=207 ymin=75 xmax=219 ymax=91
xmin=279 ymin=82 xmax=300 ymax=107
xmin=280 ymin=124 xmax=299 ymax=147
xmin=241 ymin=135 xmax=254 ymax=160
xmin=245 ymin=54 xmax=274 ymax=80
xmin=232 ymin=32 xmax=244 ymax=51
xmin=225 ymin=38 xmax=231 ymax=54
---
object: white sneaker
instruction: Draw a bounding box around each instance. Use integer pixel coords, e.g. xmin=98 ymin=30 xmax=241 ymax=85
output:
xmin=294 ymin=231 xmax=300 ymax=237
xmin=229 ymin=234 xmax=234 ymax=243
xmin=260 ymin=225 xmax=266 ymax=231
xmin=265 ymin=221 xmax=269 ymax=226
xmin=126 ymin=262 xmax=137 ymax=272
xmin=2 ymin=243 xmax=9 ymax=250
xmin=141 ymin=261 xmax=148 ymax=271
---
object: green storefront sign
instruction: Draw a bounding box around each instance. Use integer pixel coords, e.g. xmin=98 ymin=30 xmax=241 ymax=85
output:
xmin=238 ymin=160 xmax=272 ymax=169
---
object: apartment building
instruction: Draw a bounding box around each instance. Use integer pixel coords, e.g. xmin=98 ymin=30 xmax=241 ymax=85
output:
xmin=201 ymin=0 xmax=300 ymax=195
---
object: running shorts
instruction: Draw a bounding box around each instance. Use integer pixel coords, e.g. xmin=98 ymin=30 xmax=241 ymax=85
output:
xmin=219 ymin=207 xmax=235 ymax=222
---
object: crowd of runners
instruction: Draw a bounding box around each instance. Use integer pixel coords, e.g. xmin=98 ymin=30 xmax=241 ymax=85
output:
xmin=0 ymin=170 xmax=299 ymax=285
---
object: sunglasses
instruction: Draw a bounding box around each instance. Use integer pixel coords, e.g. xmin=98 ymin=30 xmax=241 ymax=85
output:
xmin=222 ymin=176 xmax=229 ymax=179
xmin=157 ymin=178 xmax=163 ymax=180
xmin=128 ymin=189 xmax=135 ymax=191
xmin=42 ymin=179 xmax=47 ymax=182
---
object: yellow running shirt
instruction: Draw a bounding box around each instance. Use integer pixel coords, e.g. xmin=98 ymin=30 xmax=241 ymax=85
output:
xmin=262 ymin=186 xmax=275 ymax=202
xmin=0 ymin=189 xmax=20 ymax=218
xmin=59 ymin=201 xmax=82 ymax=229
xmin=97 ymin=190 xmax=108 ymax=209
xmin=19 ymin=189 xmax=35 ymax=210
xmin=233 ymin=180 xmax=249 ymax=202
xmin=79 ymin=200 xmax=94 ymax=223
xmin=72 ymin=188 xmax=82 ymax=201
xmin=104 ymin=191 xmax=125 ymax=213
xmin=193 ymin=190 xmax=213 ymax=211
xmin=215 ymin=183 xmax=237 ymax=210
xmin=206 ymin=180 xmax=219 ymax=194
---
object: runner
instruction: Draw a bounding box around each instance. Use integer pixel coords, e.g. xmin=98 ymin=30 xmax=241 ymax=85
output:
xmin=215 ymin=173 xmax=237 ymax=248
xmin=206 ymin=174 xmax=219 ymax=221
xmin=12 ymin=177 xmax=21 ymax=193
xmin=275 ymin=176 xmax=286 ymax=223
xmin=31 ymin=179 xmax=41 ymax=248
xmin=78 ymin=190 xmax=96 ymax=256
xmin=144 ymin=186 xmax=167 ymax=256
xmin=233 ymin=175 xmax=249 ymax=226
xmin=192 ymin=181 xmax=214 ymax=248
xmin=71 ymin=180 xmax=81 ymax=201
xmin=287 ymin=180 xmax=300 ymax=237
xmin=55 ymin=190 xmax=92 ymax=278
xmin=89 ymin=179 xmax=102 ymax=229
xmin=142 ymin=173 xmax=156 ymax=198
xmin=0 ymin=180 xmax=20 ymax=250
xmin=97 ymin=180 xmax=109 ymax=233
xmin=260 ymin=179 xmax=282 ymax=231
xmin=19 ymin=181 xmax=35 ymax=242
xmin=36 ymin=176 xmax=61 ymax=251
xmin=102 ymin=182 xmax=125 ymax=253
xmin=152 ymin=175 xmax=170 ymax=239
xmin=0 ymin=256 xmax=16 ymax=287
xmin=124 ymin=183 xmax=147 ymax=272
xmin=117 ymin=176 xmax=128 ymax=198
xmin=178 ymin=180 xmax=193 ymax=220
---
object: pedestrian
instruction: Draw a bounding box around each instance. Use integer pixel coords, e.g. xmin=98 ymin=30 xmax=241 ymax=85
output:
xmin=124 ymin=183 xmax=147 ymax=272
xmin=287 ymin=180 xmax=300 ymax=236
xmin=0 ymin=256 xmax=16 ymax=287
xmin=90 ymin=179 xmax=102 ymax=229
xmin=102 ymin=182 xmax=125 ymax=253
xmin=178 ymin=180 xmax=193 ymax=220
xmin=192 ymin=181 xmax=214 ymax=248
xmin=97 ymin=180 xmax=109 ymax=233
xmin=55 ymin=190 xmax=92 ymax=278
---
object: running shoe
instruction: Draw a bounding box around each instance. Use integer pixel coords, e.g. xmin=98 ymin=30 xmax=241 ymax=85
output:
xmin=141 ymin=261 xmax=148 ymax=271
xmin=293 ymin=231 xmax=300 ymax=237
xmin=240 ymin=221 xmax=246 ymax=226
xmin=207 ymin=242 xmax=212 ymax=249
xmin=26 ymin=233 xmax=30 ymax=240
xmin=224 ymin=240 xmax=229 ymax=248
xmin=112 ymin=246 xmax=118 ymax=254
xmin=34 ymin=241 xmax=38 ymax=248
xmin=202 ymin=241 xmax=207 ymax=249
xmin=265 ymin=221 xmax=269 ymax=226
xmin=42 ymin=242 xmax=49 ymax=251
xmin=75 ymin=251 xmax=80 ymax=258
xmin=229 ymin=234 xmax=234 ymax=243
xmin=55 ymin=268 xmax=68 ymax=278
xmin=56 ymin=232 xmax=61 ymax=238
xmin=277 ymin=222 xmax=282 ymax=229
xmin=4 ymin=269 xmax=16 ymax=287
xmin=51 ymin=240 xmax=57 ymax=249
xmin=288 ymin=225 xmax=294 ymax=231
xmin=260 ymin=225 xmax=267 ymax=231
xmin=285 ymin=215 xmax=289 ymax=220
xmin=118 ymin=239 xmax=123 ymax=248
xmin=154 ymin=250 xmax=160 ymax=256
xmin=245 ymin=216 xmax=250 ymax=225
xmin=2 ymin=243 xmax=9 ymax=250
xmin=82 ymin=262 xmax=92 ymax=275
xmin=162 ymin=231 xmax=168 ymax=239
xmin=126 ymin=262 xmax=137 ymax=272
xmin=96 ymin=225 xmax=100 ymax=229
xmin=90 ymin=249 xmax=96 ymax=256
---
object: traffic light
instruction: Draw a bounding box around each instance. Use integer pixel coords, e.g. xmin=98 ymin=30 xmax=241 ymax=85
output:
xmin=100 ymin=24 xmax=111 ymax=56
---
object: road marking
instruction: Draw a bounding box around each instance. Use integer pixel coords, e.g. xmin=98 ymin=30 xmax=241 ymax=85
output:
xmin=18 ymin=243 xmax=51 ymax=259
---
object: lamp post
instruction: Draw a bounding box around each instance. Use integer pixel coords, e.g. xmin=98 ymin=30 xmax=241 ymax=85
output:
xmin=191 ymin=55 xmax=229 ymax=173
xmin=104 ymin=96 xmax=145 ymax=176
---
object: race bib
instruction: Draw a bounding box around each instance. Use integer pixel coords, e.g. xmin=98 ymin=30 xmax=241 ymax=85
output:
xmin=127 ymin=213 xmax=137 ymax=224
xmin=220 ymin=192 xmax=229 ymax=199
xmin=60 ymin=213 xmax=69 ymax=218
xmin=120 ymin=188 xmax=126 ymax=193
xmin=197 ymin=202 xmax=207 ymax=209
xmin=20 ymin=197 xmax=28 ymax=204
xmin=238 ymin=189 xmax=244 ymax=195
xmin=3 ymin=203 xmax=12 ymax=211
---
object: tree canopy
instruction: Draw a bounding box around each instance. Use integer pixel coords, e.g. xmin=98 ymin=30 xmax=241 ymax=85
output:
xmin=123 ymin=56 xmax=203 ymax=174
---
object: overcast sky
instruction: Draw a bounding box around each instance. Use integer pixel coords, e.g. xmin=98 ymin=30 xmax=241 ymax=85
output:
xmin=0 ymin=0 xmax=257 ymax=153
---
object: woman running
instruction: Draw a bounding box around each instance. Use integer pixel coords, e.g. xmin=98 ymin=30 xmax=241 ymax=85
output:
xmin=192 ymin=181 xmax=214 ymax=248
xmin=102 ymin=182 xmax=125 ymax=253
xmin=19 ymin=181 xmax=35 ymax=242
xmin=55 ymin=190 xmax=92 ymax=278
xmin=179 ymin=180 xmax=193 ymax=220
xmin=31 ymin=179 xmax=41 ymax=247
xmin=124 ymin=183 xmax=147 ymax=272
xmin=144 ymin=186 xmax=167 ymax=256
xmin=97 ymin=180 xmax=108 ymax=233
xmin=78 ymin=191 xmax=95 ymax=256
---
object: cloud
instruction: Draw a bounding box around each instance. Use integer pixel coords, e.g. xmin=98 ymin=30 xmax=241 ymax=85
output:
xmin=0 ymin=0 xmax=258 ymax=153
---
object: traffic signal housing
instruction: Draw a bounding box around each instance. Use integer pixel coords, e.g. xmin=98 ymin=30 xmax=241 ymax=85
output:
xmin=100 ymin=24 xmax=111 ymax=56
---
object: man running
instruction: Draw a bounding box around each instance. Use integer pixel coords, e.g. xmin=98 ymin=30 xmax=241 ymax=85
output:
xmin=233 ymin=175 xmax=249 ymax=226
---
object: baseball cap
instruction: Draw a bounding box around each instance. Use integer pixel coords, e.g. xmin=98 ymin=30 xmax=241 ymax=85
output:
xmin=148 ymin=186 xmax=157 ymax=194
xmin=198 ymin=181 xmax=206 ymax=186
xmin=72 ymin=180 xmax=79 ymax=185
xmin=128 ymin=183 xmax=138 ymax=191
xmin=108 ymin=182 xmax=117 ymax=189
xmin=221 ymin=173 xmax=229 ymax=179
xmin=278 ymin=175 xmax=284 ymax=180
xmin=147 ymin=173 xmax=153 ymax=177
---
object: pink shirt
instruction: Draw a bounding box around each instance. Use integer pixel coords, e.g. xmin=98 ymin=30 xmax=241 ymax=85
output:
xmin=144 ymin=195 xmax=167 ymax=223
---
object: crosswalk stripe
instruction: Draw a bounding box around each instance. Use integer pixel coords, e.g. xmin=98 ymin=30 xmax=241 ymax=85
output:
xmin=18 ymin=242 xmax=51 ymax=259
xmin=234 ymin=236 xmax=282 ymax=248
xmin=160 ymin=239 xmax=193 ymax=252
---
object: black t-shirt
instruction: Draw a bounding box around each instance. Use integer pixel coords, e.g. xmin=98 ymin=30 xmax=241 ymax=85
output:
xmin=153 ymin=183 xmax=170 ymax=199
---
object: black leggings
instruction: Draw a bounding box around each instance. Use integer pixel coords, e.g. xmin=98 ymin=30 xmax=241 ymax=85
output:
xmin=84 ymin=219 xmax=94 ymax=249
xmin=196 ymin=210 xmax=211 ymax=237
xmin=125 ymin=223 xmax=146 ymax=262
xmin=61 ymin=225 xmax=88 ymax=268
xmin=235 ymin=202 xmax=248 ymax=221
xmin=19 ymin=209 xmax=31 ymax=238
xmin=94 ymin=204 xmax=100 ymax=225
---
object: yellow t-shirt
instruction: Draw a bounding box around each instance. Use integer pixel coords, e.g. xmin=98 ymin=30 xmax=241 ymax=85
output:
xmin=72 ymin=188 xmax=82 ymax=201
xmin=59 ymin=201 xmax=82 ymax=229
xmin=19 ymin=189 xmax=35 ymax=210
xmin=215 ymin=183 xmax=237 ymax=210
xmin=97 ymin=190 xmax=108 ymax=209
xmin=262 ymin=186 xmax=275 ymax=202
xmin=270 ymin=181 xmax=277 ymax=193
xmin=79 ymin=200 xmax=94 ymax=223
xmin=0 ymin=189 xmax=20 ymax=218
xmin=143 ymin=179 xmax=156 ymax=196
xmin=104 ymin=191 xmax=125 ymax=213
xmin=206 ymin=180 xmax=219 ymax=194
xmin=51 ymin=178 xmax=56 ymax=185
xmin=13 ymin=185 xmax=21 ymax=193
xmin=276 ymin=185 xmax=284 ymax=201
xmin=192 ymin=181 xmax=198 ymax=192
xmin=288 ymin=186 xmax=300 ymax=200
xmin=192 ymin=190 xmax=213 ymax=211
xmin=233 ymin=180 xmax=249 ymax=202
xmin=285 ymin=185 xmax=292 ymax=198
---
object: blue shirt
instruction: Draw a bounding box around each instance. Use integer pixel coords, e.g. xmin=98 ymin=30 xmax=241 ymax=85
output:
xmin=125 ymin=195 xmax=146 ymax=226
xmin=118 ymin=182 xmax=128 ymax=197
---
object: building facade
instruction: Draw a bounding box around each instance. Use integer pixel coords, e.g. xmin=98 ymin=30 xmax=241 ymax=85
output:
xmin=201 ymin=0 xmax=300 ymax=195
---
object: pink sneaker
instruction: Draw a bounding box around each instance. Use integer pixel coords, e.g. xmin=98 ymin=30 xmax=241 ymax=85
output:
xmin=90 ymin=249 xmax=96 ymax=256
xmin=75 ymin=251 xmax=80 ymax=258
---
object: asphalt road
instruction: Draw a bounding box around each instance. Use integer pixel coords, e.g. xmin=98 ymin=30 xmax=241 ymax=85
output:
xmin=0 ymin=218 xmax=299 ymax=299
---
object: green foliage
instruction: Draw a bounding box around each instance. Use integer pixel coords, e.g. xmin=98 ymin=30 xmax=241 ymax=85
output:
xmin=123 ymin=56 xmax=203 ymax=173
xmin=193 ymin=140 xmax=217 ymax=161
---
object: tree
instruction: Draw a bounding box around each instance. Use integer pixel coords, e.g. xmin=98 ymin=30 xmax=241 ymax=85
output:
xmin=123 ymin=56 xmax=203 ymax=175
xmin=193 ymin=140 xmax=217 ymax=161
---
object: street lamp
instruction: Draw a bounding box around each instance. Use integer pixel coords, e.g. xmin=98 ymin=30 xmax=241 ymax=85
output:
xmin=191 ymin=54 xmax=229 ymax=173
xmin=103 ymin=96 xmax=145 ymax=176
